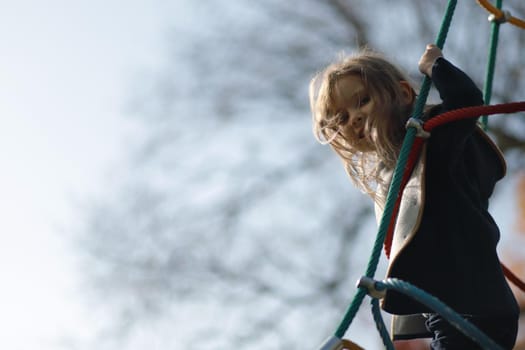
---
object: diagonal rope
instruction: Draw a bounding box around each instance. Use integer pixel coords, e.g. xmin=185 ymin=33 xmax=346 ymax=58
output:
xmin=321 ymin=3 xmax=525 ymax=348
xmin=323 ymin=0 xmax=525 ymax=349
xmin=376 ymin=278 xmax=505 ymax=350
xmin=370 ymin=298 xmax=395 ymax=350
xmin=383 ymin=102 xmax=525 ymax=293
xmin=332 ymin=0 xmax=458 ymax=340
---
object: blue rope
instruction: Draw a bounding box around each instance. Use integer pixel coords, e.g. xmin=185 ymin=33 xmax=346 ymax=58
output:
xmin=370 ymin=298 xmax=395 ymax=350
xmin=375 ymin=278 xmax=505 ymax=350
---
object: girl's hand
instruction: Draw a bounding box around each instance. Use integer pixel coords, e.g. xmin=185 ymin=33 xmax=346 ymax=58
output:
xmin=418 ymin=44 xmax=443 ymax=77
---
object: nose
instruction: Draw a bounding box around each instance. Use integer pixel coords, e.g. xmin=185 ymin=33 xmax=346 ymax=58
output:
xmin=350 ymin=112 xmax=364 ymax=129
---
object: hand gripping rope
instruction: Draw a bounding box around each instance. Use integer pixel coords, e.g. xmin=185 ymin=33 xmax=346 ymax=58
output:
xmin=317 ymin=1 xmax=525 ymax=349
xmin=317 ymin=1 xmax=458 ymax=348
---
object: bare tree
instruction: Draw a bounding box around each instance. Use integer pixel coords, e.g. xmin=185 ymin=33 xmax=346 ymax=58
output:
xmin=75 ymin=1 xmax=525 ymax=349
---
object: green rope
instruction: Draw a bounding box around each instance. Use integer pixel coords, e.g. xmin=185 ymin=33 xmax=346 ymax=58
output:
xmin=482 ymin=0 xmax=503 ymax=130
xmin=333 ymin=0 xmax=458 ymax=339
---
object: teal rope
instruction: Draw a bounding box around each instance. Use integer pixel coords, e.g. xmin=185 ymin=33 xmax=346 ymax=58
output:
xmin=482 ymin=0 xmax=503 ymax=130
xmin=376 ymin=278 xmax=505 ymax=350
xmin=333 ymin=0 xmax=458 ymax=339
xmin=370 ymin=298 xmax=395 ymax=350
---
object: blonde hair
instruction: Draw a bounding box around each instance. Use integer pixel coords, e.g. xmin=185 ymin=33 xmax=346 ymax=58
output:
xmin=309 ymin=49 xmax=415 ymax=196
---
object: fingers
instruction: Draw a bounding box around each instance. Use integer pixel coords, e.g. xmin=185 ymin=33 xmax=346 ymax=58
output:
xmin=425 ymin=44 xmax=443 ymax=58
xmin=418 ymin=44 xmax=444 ymax=77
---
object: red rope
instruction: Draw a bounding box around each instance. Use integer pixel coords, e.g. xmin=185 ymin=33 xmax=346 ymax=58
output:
xmin=384 ymin=102 xmax=525 ymax=292
xmin=501 ymin=263 xmax=525 ymax=292
xmin=424 ymin=101 xmax=525 ymax=131
xmin=384 ymin=137 xmax=424 ymax=259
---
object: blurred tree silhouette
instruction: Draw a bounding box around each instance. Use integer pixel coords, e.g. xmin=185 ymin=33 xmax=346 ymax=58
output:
xmin=76 ymin=1 xmax=525 ymax=349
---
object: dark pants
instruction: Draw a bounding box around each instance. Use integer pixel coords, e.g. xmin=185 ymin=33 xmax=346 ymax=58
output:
xmin=425 ymin=313 xmax=518 ymax=350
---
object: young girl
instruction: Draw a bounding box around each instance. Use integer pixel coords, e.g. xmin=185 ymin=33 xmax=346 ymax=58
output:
xmin=309 ymin=44 xmax=519 ymax=349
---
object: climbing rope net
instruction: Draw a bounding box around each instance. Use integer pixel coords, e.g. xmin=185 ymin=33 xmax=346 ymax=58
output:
xmin=318 ymin=1 xmax=525 ymax=349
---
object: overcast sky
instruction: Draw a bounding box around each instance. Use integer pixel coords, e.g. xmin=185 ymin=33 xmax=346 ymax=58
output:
xmin=1 ymin=2 xmax=523 ymax=349
xmin=0 ymin=1 xmax=175 ymax=348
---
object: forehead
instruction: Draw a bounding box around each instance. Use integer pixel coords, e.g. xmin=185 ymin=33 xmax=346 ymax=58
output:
xmin=333 ymin=75 xmax=366 ymax=108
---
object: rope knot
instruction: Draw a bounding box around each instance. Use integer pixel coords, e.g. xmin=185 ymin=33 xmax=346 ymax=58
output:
xmin=357 ymin=276 xmax=386 ymax=299
xmin=406 ymin=118 xmax=430 ymax=138
xmin=488 ymin=9 xmax=512 ymax=24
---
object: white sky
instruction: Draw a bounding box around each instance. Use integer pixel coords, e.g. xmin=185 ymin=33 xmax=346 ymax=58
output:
xmin=0 ymin=2 xmax=523 ymax=349
xmin=0 ymin=1 xmax=173 ymax=348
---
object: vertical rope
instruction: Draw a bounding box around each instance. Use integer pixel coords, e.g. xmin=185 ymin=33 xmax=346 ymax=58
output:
xmin=333 ymin=0 xmax=458 ymax=339
xmin=481 ymin=0 xmax=503 ymax=130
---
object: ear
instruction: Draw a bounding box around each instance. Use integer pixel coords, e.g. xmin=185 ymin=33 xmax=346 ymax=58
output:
xmin=399 ymin=80 xmax=415 ymax=105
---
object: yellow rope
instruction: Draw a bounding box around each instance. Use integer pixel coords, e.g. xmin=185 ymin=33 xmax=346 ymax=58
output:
xmin=477 ymin=0 xmax=525 ymax=29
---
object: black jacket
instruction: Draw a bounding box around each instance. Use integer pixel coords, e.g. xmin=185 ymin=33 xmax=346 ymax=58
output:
xmin=382 ymin=58 xmax=519 ymax=319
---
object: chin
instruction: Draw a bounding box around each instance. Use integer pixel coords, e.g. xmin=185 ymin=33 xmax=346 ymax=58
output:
xmin=354 ymin=143 xmax=375 ymax=153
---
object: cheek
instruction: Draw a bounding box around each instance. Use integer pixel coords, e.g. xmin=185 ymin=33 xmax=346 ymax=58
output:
xmin=363 ymin=103 xmax=380 ymax=124
xmin=339 ymin=124 xmax=355 ymax=140
xmin=362 ymin=102 xmax=375 ymax=114
xmin=369 ymin=129 xmax=379 ymax=143
xmin=339 ymin=125 xmax=364 ymax=147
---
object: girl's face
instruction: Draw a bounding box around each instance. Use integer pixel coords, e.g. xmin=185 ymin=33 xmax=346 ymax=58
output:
xmin=332 ymin=75 xmax=378 ymax=152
